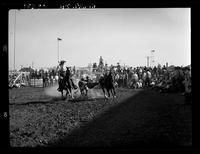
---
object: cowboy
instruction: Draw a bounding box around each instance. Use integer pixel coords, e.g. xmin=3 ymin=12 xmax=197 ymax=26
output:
xmin=79 ymin=76 xmax=88 ymax=94
xmin=65 ymin=67 xmax=78 ymax=90
xmin=57 ymin=60 xmax=66 ymax=92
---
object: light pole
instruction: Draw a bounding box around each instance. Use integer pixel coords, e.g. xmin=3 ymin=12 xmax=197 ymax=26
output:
xmin=150 ymin=50 xmax=155 ymax=67
xmin=57 ymin=37 xmax=62 ymax=63
xmin=14 ymin=10 xmax=17 ymax=71
xmin=146 ymin=56 xmax=150 ymax=67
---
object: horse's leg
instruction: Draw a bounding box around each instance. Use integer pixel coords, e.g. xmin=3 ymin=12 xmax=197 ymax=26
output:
xmin=106 ymin=88 xmax=110 ymax=98
xmin=85 ymin=85 xmax=89 ymax=96
xmin=108 ymin=89 xmax=111 ymax=98
xmin=102 ymin=87 xmax=107 ymax=99
xmin=86 ymin=87 xmax=88 ymax=96
xmin=112 ymin=88 xmax=116 ymax=98
xmin=83 ymin=87 xmax=86 ymax=95
xmin=68 ymin=86 xmax=74 ymax=100
xmin=71 ymin=89 xmax=74 ymax=99
xmin=65 ymin=90 xmax=68 ymax=99
xmin=61 ymin=90 xmax=64 ymax=99
xmin=67 ymin=88 xmax=71 ymax=99
xmin=113 ymin=86 xmax=116 ymax=97
xmin=110 ymin=88 xmax=114 ymax=97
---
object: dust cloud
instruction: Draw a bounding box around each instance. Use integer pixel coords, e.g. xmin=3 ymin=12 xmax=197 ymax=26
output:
xmin=44 ymin=83 xmax=104 ymax=99
xmin=44 ymin=84 xmax=61 ymax=97
xmin=87 ymin=88 xmax=104 ymax=99
xmin=44 ymin=77 xmax=104 ymax=99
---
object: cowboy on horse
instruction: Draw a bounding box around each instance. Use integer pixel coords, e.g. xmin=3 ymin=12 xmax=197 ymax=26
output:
xmin=57 ymin=60 xmax=66 ymax=92
xmin=57 ymin=60 xmax=77 ymax=93
xmin=99 ymin=69 xmax=116 ymax=98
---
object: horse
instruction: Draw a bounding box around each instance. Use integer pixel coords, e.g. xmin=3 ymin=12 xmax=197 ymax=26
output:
xmin=58 ymin=72 xmax=75 ymax=100
xmin=77 ymin=72 xmax=117 ymax=99
xmin=99 ymin=71 xmax=116 ymax=99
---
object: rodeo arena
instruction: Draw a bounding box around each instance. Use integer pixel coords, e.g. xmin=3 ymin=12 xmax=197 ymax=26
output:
xmin=9 ymin=56 xmax=192 ymax=148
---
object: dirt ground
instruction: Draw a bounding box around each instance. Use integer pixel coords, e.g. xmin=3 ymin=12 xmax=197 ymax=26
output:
xmin=9 ymin=86 xmax=192 ymax=148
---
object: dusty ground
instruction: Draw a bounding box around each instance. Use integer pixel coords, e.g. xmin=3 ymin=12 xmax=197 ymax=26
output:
xmin=9 ymin=85 xmax=192 ymax=148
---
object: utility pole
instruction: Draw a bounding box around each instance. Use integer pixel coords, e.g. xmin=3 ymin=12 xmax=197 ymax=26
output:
xmin=14 ymin=10 xmax=17 ymax=71
xmin=57 ymin=37 xmax=62 ymax=63
xmin=146 ymin=56 xmax=150 ymax=67
xmin=150 ymin=50 xmax=155 ymax=67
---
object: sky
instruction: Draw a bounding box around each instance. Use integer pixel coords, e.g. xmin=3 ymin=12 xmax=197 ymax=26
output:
xmin=8 ymin=8 xmax=191 ymax=70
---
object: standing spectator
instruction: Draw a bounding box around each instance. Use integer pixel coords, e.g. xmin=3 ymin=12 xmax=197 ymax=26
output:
xmin=55 ymin=73 xmax=59 ymax=84
xmin=142 ymin=71 xmax=147 ymax=86
xmin=146 ymin=70 xmax=151 ymax=87
xmin=26 ymin=74 xmax=30 ymax=86
xmin=21 ymin=73 xmax=25 ymax=84
xmin=42 ymin=73 xmax=46 ymax=88
xmin=124 ymin=71 xmax=128 ymax=87
xmin=138 ymin=67 xmax=143 ymax=80
xmin=131 ymin=71 xmax=139 ymax=88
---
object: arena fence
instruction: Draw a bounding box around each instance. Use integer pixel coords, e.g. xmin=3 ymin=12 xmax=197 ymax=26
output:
xmin=29 ymin=79 xmax=43 ymax=87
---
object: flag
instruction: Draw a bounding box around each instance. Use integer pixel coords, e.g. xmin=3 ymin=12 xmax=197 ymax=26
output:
xmin=57 ymin=37 xmax=62 ymax=41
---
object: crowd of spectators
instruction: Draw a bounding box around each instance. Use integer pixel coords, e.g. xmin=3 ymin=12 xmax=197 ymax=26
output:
xmin=102 ymin=64 xmax=191 ymax=102
xmin=114 ymin=65 xmax=190 ymax=90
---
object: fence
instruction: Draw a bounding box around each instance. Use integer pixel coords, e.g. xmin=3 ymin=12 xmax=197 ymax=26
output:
xmin=9 ymin=71 xmax=58 ymax=88
xmin=29 ymin=79 xmax=43 ymax=87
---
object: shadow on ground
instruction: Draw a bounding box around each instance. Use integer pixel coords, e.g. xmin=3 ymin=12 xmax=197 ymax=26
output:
xmin=45 ymin=89 xmax=192 ymax=148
